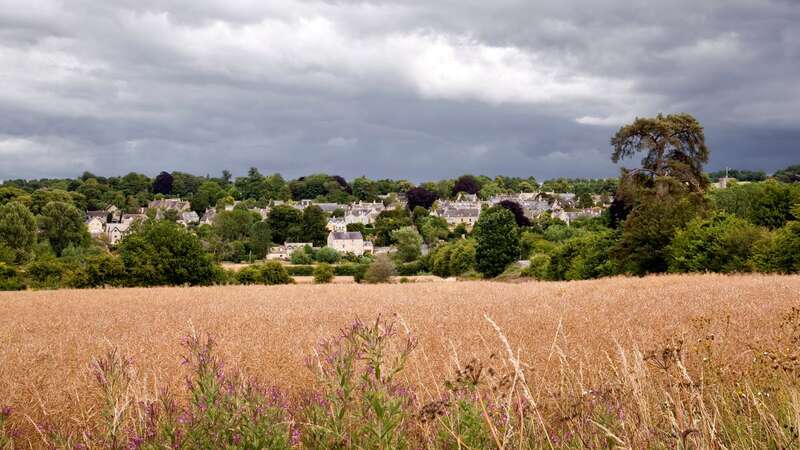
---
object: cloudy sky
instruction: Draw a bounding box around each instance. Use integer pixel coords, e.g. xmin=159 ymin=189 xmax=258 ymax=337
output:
xmin=1 ymin=0 xmax=798 ymax=181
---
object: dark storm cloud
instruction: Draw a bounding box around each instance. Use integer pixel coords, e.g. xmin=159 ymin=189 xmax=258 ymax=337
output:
xmin=0 ymin=0 xmax=798 ymax=181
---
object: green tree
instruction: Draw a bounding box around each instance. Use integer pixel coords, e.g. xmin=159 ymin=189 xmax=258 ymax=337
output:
xmin=473 ymin=206 xmax=520 ymax=277
xmin=391 ymin=226 xmax=423 ymax=263
xmin=315 ymin=246 xmax=340 ymax=263
xmin=248 ymin=221 xmax=272 ymax=258
xmin=120 ymin=220 xmax=219 ymax=286
xmin=30 ymin=189 xmax=75 ymax=214
xmin=774 ymin=164 xmax=800 ymax=183
xmin=192 ymin=181 xmax=225 ymax=214
xmin=668 ymin=213 xmax=764 ymax=273
xmin=267 ymin=205 xmax=303 ymax=244
xmin=38 ymin=201 xmax=90 ymax=256
xmin=214 ymin=209 xmax=258 ymax=242
xmin=419 ymin=216 xmax=449 ymax=245
xmin=259 ymin=261 xmax=293 ymax=285
xmin=364 ymin=254 xmax=395 ymax=283
xmin=301 ymin=205 xmax=328 ymax=247
xmin=0 ymin=201 xmax=37 ymax=263
xmin=313 ymin=263 xmax=335 ymax=284
xmin=449 ymin=239 xmax=476 ymax=275
xmin=612 ymin=113 xmax=709 ymax=194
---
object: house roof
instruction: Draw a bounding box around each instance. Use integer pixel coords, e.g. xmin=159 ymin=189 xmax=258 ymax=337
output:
xmin=329 ymin=231 xmax=363 ymax=240
xmin=441 ymin=208 xmax=481 ymax=218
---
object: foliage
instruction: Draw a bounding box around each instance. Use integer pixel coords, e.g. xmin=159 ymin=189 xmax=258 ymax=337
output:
xmin=0 ymin=263 xmax=25 ymax=291
xmin=473 ymin=206 xmax=520 ymax=277
xmin=214 ymin=209 xmax=258 ymax=241
xmin=418 ymin=216 xmax=449 ymax=245
xmin=65 ymin=254 xmax=126 ymax=288
xmin=773 ymin=164 xmax=800 ymax=183
xmin=152 ymin=171 xmax=174 ymax=195
xmin=364 ymin=254 xmax=395 ymax=283
xmin=0 ymin=201 xmax=37 ymax=263
xmin=373 ymin=209 xmax=413 ymax=247
xmin=258 ymin=261 xmax=294 ymax=285
xmin=301 ymin=205 xmax=329 ymax=247
xmin=120 ymin=220 xmax=219 ymax=286
xmin=405 ymin=187 xmax=438 ymax=210
xmin=37 ymin=201 xmax=90 ymax=256
xmin=612 ymin=195 xmax=703 ymax=275
xmin=25 ymin=258 xmax=67 ymax=289
xmin=391 ymin=226 xmax=423 ymax=263
xmin=249 ymin=221 xmax=272 ymax=258
xmin=497 ymin=200 xmax=531 ymax=227
xmin=267 ymin=205 xmax=303 ymax=244
xmin=708 ymin=168 xmax=767 ymax=182
xmin=290 ymin=247 xmax=313 ymax=265
xmin=313 ymin=263 xmax=335 ymax=284
xmin=452 ymin=175 xmax=481 ymax=196
xmin=751 ymin=221 xmax=800 ymax=273
xmin=668 ymin=213 xmax=765 ymax=273
xmin=611 ymin=113 xmax=709 ymax=193
xmin=711 ymin=181 xmax=800 ymax=229
xmin=522 ymin=254 xmax=551 ymax=280
xmin=314 ymin=246 xmax=340 ymax=264
xmin=547 ymin=230 xmax=619 ymax=280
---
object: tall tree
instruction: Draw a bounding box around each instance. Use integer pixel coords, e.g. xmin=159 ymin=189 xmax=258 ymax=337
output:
xmin=153 ymin=171 xmax=174 ymax=195
xmin=266 ymin=205 xmax=303 ymax=244
xmin=498 ymin=200 xmax=531 ymax=227
xmin=0 ymin=201 xmax=37 ymax=263
xmin=301 ymin=205 xmax=329 ymax=247
xmin=406 ymin=187 xmax=438 ymax=210
xmin=37 ymin=201 xmax=90 ymax=256
xmin=473 ymin=206 xmax=520 ymax=277
xmin=611 ymin=113 xmax=709 ymax=194
xmin=452 ymin=175 xmax=482 ymax=196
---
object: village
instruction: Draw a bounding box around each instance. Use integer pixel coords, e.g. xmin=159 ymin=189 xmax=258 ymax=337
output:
xmin=82 ymin=190 xmax=610 ymax=259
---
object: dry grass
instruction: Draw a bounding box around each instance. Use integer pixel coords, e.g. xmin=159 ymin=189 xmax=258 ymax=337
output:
xmin=1 ymin=273 xmax=799 ymax=446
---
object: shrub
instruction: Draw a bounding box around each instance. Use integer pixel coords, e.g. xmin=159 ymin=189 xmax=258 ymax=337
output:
xmin=522 ymin=254 xmax=551 ymax=280
xmin=449 ymin=239 xmax=476 ymax=275
xmin=236 ymin=265 xmax=261 ymax=285
xmin=751 ymin=221 xmax=800 ymax=273
xmin=313 ymin=263 xmax=335 ymax=284
xmin=396 ymin=260 xmax=425 ymax=276
xmin=0 ymin=263 xmax=25 ymax=291
xmin=259 ymin=261 xmax=293 ymax=285
xmin=363 ymin=254 xmax=395 ymax=283
xmin=668 ymin=213 xmax=765 ymax=273
xmin=285 ymin=265 xmax=314 ymax=276
xmin=314 ymin=246 xmax=340 ymax=263
xmin=65 ymin=254 xmax=126 ymax=288
xmin=289 ymin=247 xmax=313 ymax=265
xmin=548 ymin=231 xmax=619 ymax=281
xmin=25 ymin=258 xmax=67 ymax=289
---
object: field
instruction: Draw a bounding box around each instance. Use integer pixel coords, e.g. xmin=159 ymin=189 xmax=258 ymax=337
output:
xmin=2 ymin=274 xmax=800 ymax=447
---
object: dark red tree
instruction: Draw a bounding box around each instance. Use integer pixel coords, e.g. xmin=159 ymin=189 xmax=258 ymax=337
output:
xmin=498 ymin=200 xmax=530 ymax=227
xmin=406 ymin=187 xmax=438 ymax=210
xmin=153 ymin=171 xmax=174 ymax=195
xmin=452 ymin=175 xmax=481 ymax=196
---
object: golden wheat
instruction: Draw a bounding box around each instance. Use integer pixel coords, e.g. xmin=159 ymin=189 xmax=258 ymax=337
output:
xmin=1 ymin=273 xmax=799 ymax=446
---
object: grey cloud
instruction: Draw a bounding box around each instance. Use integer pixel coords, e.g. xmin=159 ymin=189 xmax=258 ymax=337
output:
xmin=0 ymin=0 xmax=798 ymax=182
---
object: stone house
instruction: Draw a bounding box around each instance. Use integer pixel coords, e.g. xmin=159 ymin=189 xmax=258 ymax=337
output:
xmin=327 ymin=231 xmax=373 ymax=256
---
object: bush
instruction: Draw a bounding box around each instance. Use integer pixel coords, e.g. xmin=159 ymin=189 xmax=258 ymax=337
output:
xmin=65 ymin=254 xmax=126 ymax=288
xmin=313 ymin=263 xmax=335 ymax=284
xmin=363 ymin=254 xmax=395 ymax=283
xmin=0 ymin=263 xmax=25 ymax=291
xmin=751 ymin=221 xmax=800 ymax=273
xmin=285 ymin=265 xmax=314 ymax=276
xmin=25 ymin=258 xmax=67 ymax=289
xmin=290 ymin=247 xmax=313 ymax=264
xmin=474 ymin=207 xmax=520 ymax=277
xmin=236 ymin=265 xmax=261 ymax=285
xmin=259 ymin=261 xmax=294 ymax=285
xmin=396 ymin=260 xmax=425 ymax=276
xmin=548 ymin=231 xmax=619 ymax=281
xmin=668 ymin=213 xmax=765 ymax=273
xmin=522 ymin=254 xmax=550 ymax=280
xmin=314 ymin=246 xmax=340 ymax=263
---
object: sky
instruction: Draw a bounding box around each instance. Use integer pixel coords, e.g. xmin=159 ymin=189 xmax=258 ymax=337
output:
xmin=0 ymin=0 xmax=798 ymax=182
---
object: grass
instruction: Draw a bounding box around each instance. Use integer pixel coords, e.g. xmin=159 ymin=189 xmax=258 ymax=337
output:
xmin=1 ymin=274 xmax=800 ymax=448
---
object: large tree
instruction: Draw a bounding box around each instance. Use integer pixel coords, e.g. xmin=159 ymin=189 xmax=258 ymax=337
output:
xmin=153 ymin=171 xmax=174 ymax=195
xmin=473 ymin=206 xmax=520 ymax=277
xmin=266 ymin=205 xmax=303 ymax=244
xmin=406 ymin=187 xmax=438 ymax=210
xmin=774 ymin=164 xmax=800 ymax=184
xmin=301 ymin=205 xmax=329 ymax=247
xmin=38 ymin=201 xmax=90 ymax=256
xmin=452 ymin=175 xmax=482 ymax=196
xmin=0 ymin=201 xmax=37 ymax=263
xmin=611 ymin=113 xmax=709 ymax=194
xmin=498 ymin=200 xmax=530 ymax=227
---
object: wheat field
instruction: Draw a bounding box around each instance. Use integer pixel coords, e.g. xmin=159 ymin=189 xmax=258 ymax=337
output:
xmin=1 ymin=274 xmax=800 ymax=446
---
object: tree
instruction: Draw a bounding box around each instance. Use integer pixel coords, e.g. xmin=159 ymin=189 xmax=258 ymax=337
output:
xmin=711 ymin=181 xmax=800 ymax=229
xmin=302 ymin=205 xmax=328 ymax=247
xmin=214 ymin=209 xmax=257 ymax=242
xmin=391 ymin=226 xmax=422 ymax=263
xmin=419 ymin=216 xmax=449 ymax=245
xmin=76 ymin=178 xmax=109 ymax=210
xmin=452 ymin=175 xmax=481 ymax=196
xmin=235 ymin=167 xmax=266 ymax=200
xmin=774 ymin=165 xmax=800 ymax=184
xmin=364 ymin=254 xmax=395 ymax=283
xmin=473 ymin=206 xmax=520 ymax=277
xmin=30 ymin=189 xmax=74 ymax=214
xmin=120 ymin=220 xmax=219 ymax=286
xmin=406 ymin=187 xmax=438 ymax=210
xmin=267 ymin=205 xmax=303 ymax=244
xmin=373 ymin=209 xmax=413 ymax=247
xmin=38 ymin=201 xmax=90 ymax=256
xmin=315 ymin=246 xmax=340 ymax=263
xmin=193 ymin=181 xmax=225 ymax=213
xmin=498 ymin=200 xmax=530 ymax=227
xmin=153 ymin=171 xmax=174 ymax=195
xmin=668 ymin=213 xmax=764 ymax=273
xmin=0 ymin=201 xmax=37 ymax=263
xmin=611 ymin=113 xmax=709 ymax=194
xmin=611 ymin=196 xmax=702 ymax=275
xmin=249 ymin=221 xmax=272 ymax=258
xmin=313 ymin=263 xmax=335 ymax=284
xmin=259 ymin=261 xmax=293 ymax=285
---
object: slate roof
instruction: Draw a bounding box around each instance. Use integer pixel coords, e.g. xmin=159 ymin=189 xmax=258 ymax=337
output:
xmin=330 ymin=231 xmax=363 ymax=240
